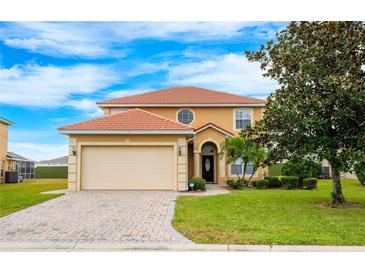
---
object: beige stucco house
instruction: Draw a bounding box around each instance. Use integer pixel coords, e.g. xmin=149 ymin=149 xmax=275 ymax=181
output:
xmin=59 ymin=87 xmax=266 ymax=191
xmin=0 ymin=117 xmax=13 ymax=183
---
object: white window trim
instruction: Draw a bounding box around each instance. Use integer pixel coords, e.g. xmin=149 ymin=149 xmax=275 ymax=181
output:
xmin=176 ymin=108 xmax=195 ymax=125
xmin=233 ymin=108 xmax=253 ymax=131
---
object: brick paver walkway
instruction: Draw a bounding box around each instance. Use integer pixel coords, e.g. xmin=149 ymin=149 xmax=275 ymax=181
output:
xmin=179 ymin=184 xmax=230 ymax=196
xmin=0 ymin=190 xmax=190 ymax=243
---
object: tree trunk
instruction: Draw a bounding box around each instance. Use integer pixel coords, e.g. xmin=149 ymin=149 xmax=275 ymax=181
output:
xmin=243 ymin=162 xmax=247 ymax=183
xmin=247 ymin=169 xmax=256 ymax=187
xmin=330 ymin=163 xmax=345 ymax=206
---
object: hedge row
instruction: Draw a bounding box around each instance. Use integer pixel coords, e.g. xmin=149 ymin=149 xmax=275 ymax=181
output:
xmin=35 ymin=166 xmax=68 ymax=179
xmin=226 ymin=176 xmax=318 ymax=190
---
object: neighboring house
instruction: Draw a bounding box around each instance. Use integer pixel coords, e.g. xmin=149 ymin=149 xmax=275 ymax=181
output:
xmin=7 ymin=152 xmax=36 ymax=180
xmin=321 ymin=160 xmax=358 ymax=180
xmin=0 ymin=117 xmax=13 ymax=183
xmin=59 ymin=86 xmax=265 ymax=191
xmin=36 ymin=156 xmax=68 ymax=167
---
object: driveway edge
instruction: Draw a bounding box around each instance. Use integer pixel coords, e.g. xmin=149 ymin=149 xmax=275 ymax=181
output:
xmin=163 ymin=193 xmax=192 ymax=244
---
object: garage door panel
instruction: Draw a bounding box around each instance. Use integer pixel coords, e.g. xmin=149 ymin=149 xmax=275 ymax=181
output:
xmin=81 ymin=146 xmax=174 ymax=190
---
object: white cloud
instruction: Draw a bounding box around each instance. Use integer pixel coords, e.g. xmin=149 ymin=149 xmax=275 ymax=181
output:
xmin=8 ymin=128 xmax=56 ymax=143
xmin=8 ymin=142 xmax=68 ymax=161
xmin=166 ymin=53 xmax=277 ymax=97
xmin=107 ymin=88 xmax=153 ymax=98
xmin=0 ymin=63 xmax=119 ymax=109
xmin=126 ymin=61 xmax=169 ymax=77
xmin=110 ymin=22 xmax=250 ymax=41
xmin=0 ymin=22 xmax=286 ymax=58
xmin=1 ymin=22 xmax=127 ymax=58
xmin=67 ymin=99 xmax=104 ymax=117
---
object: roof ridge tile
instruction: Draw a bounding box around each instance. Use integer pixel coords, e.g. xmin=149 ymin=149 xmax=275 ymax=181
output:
xmin=97 ymin=86 xmax=266 ymax=105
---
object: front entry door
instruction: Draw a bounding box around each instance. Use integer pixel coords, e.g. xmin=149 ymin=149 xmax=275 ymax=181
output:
xmin=202 ymin=155 xmax=214 ymax=182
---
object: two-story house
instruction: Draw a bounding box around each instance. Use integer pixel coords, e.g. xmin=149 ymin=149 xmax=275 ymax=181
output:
xmin=59 ymin=87 xmax=266 ymax=191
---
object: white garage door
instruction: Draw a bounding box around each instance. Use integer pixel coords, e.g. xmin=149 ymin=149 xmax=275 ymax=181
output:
xmin=81 ymin=146 xmax=175 ymax=190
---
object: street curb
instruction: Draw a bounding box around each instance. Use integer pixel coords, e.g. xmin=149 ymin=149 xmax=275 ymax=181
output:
xmin=1 ymin=242 xmax=364 ymax=252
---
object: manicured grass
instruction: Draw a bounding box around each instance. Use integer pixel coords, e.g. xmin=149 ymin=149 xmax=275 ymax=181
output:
xmin=0 ymin=179 xmax=67 ymax=217
xmin=173 ymin=179 xmax=365 ymax=245
xmin=35 ymin=166 xmax=68 ymax=178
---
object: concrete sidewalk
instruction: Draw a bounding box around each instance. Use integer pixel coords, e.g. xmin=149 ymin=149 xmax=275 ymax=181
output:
xmin=1 ymin=241 xmax=364 ymax=252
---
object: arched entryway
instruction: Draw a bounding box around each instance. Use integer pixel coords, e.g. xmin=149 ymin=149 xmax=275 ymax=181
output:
xmin=200 ymin=142 xmax=218 ymax=183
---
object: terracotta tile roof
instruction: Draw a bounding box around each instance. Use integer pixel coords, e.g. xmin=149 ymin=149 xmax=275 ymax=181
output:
xmin=195 ymin=123 xmax=234 ymax=137
xmin=58 ymin=108 xmax=193 ymax=131
xmin=97 ymin=86 xmax=266 ymax=105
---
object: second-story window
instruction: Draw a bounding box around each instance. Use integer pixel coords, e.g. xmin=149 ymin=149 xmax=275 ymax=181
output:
xmin=235 ymin=109 xmax=252 ymax=130
xmin=177 ymin=109 xmax=194 ymax=124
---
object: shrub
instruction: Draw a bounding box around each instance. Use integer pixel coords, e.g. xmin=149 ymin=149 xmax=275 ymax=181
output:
xmin=227 ymin=179 xmax=238 ymax=189
xmin=281 ymin=176 xmax=299 ymax=189
xmin=189 ymin=178 xmax=206 ymax=190
xmin=303 ymin=178 xmax=318 ymax=189
xmin=354 ymin=160 xmax=365 ymax=185
xmin=264 ymin=176 xmax=282 ymax=188
xmin=227 ymin=179 xmax=246 ymax=189
xmin=282 ymin=157 xmax=322 ymax=182
xmin=251 ymin=180 xmax=257 ymax=187
xmin=256 ymin=179 xmax=269 ymax=189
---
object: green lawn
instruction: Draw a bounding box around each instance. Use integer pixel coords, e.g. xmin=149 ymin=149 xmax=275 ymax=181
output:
xmin=0 ymin=179 xmax=67 ymax=217
xmin=173 ymin=179 xmax=365 ymax=245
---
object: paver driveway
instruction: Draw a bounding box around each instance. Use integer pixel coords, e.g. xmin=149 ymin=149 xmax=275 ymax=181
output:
xmin=0 ymin=190 xmax=191 ymax=243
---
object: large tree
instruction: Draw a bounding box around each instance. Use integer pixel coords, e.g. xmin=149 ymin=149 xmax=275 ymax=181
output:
xmin=245 ymin=21 xmax=365 ymax=206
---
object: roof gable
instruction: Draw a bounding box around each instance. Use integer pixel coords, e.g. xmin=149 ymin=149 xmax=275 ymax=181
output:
xmin=195 ymin=123 xmax=234 ymax=137
xmin=97 ymin=86 xmax=266 ymax=106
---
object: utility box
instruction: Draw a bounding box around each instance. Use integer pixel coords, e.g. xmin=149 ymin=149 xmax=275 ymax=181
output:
xmin=5 ymin=171 xmax=19 ymax=183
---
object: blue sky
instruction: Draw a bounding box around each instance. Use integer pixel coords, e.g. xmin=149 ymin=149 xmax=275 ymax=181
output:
xmin=0 ymin=22 xmax=286 ymax=160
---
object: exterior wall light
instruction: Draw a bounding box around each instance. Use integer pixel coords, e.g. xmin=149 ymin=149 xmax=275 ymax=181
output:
xmin=178 ymin=146 xmax=182 ymax=156
xmin=72 ymin=146 xmax=76 ymax=156
xmin=189 ymin=183 xmax=194 ymax=191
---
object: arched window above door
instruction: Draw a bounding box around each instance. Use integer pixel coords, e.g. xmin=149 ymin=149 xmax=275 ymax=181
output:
xmin=201 ymin=144 xmax=215 ymax=154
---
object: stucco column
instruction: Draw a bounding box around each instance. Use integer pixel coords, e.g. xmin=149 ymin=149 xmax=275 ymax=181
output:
xmin=194 ymin=152 xmax=200 ymax=177
xmin=67 ymin=137 xmax=77 ymax=191
xmin=219 ymin=154 xmax=226 ymax=178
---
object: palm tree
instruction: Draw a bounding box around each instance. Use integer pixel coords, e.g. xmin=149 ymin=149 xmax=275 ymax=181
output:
xmin=220 ymin=136 xmax=267 ymax=186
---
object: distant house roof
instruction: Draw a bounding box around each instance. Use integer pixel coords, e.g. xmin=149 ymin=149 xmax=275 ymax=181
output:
xmin=58 ymin=108 xmax=194 ymax=134
xmin=7 ymin=152 xmax=34 ymax=162
xmin=97 ymin=86 xmax=266 ymax=106
xmin=37 ymin=156 xmax=68 ymax=166
xmin=0 ymin=116 xmax=14 ymax=125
